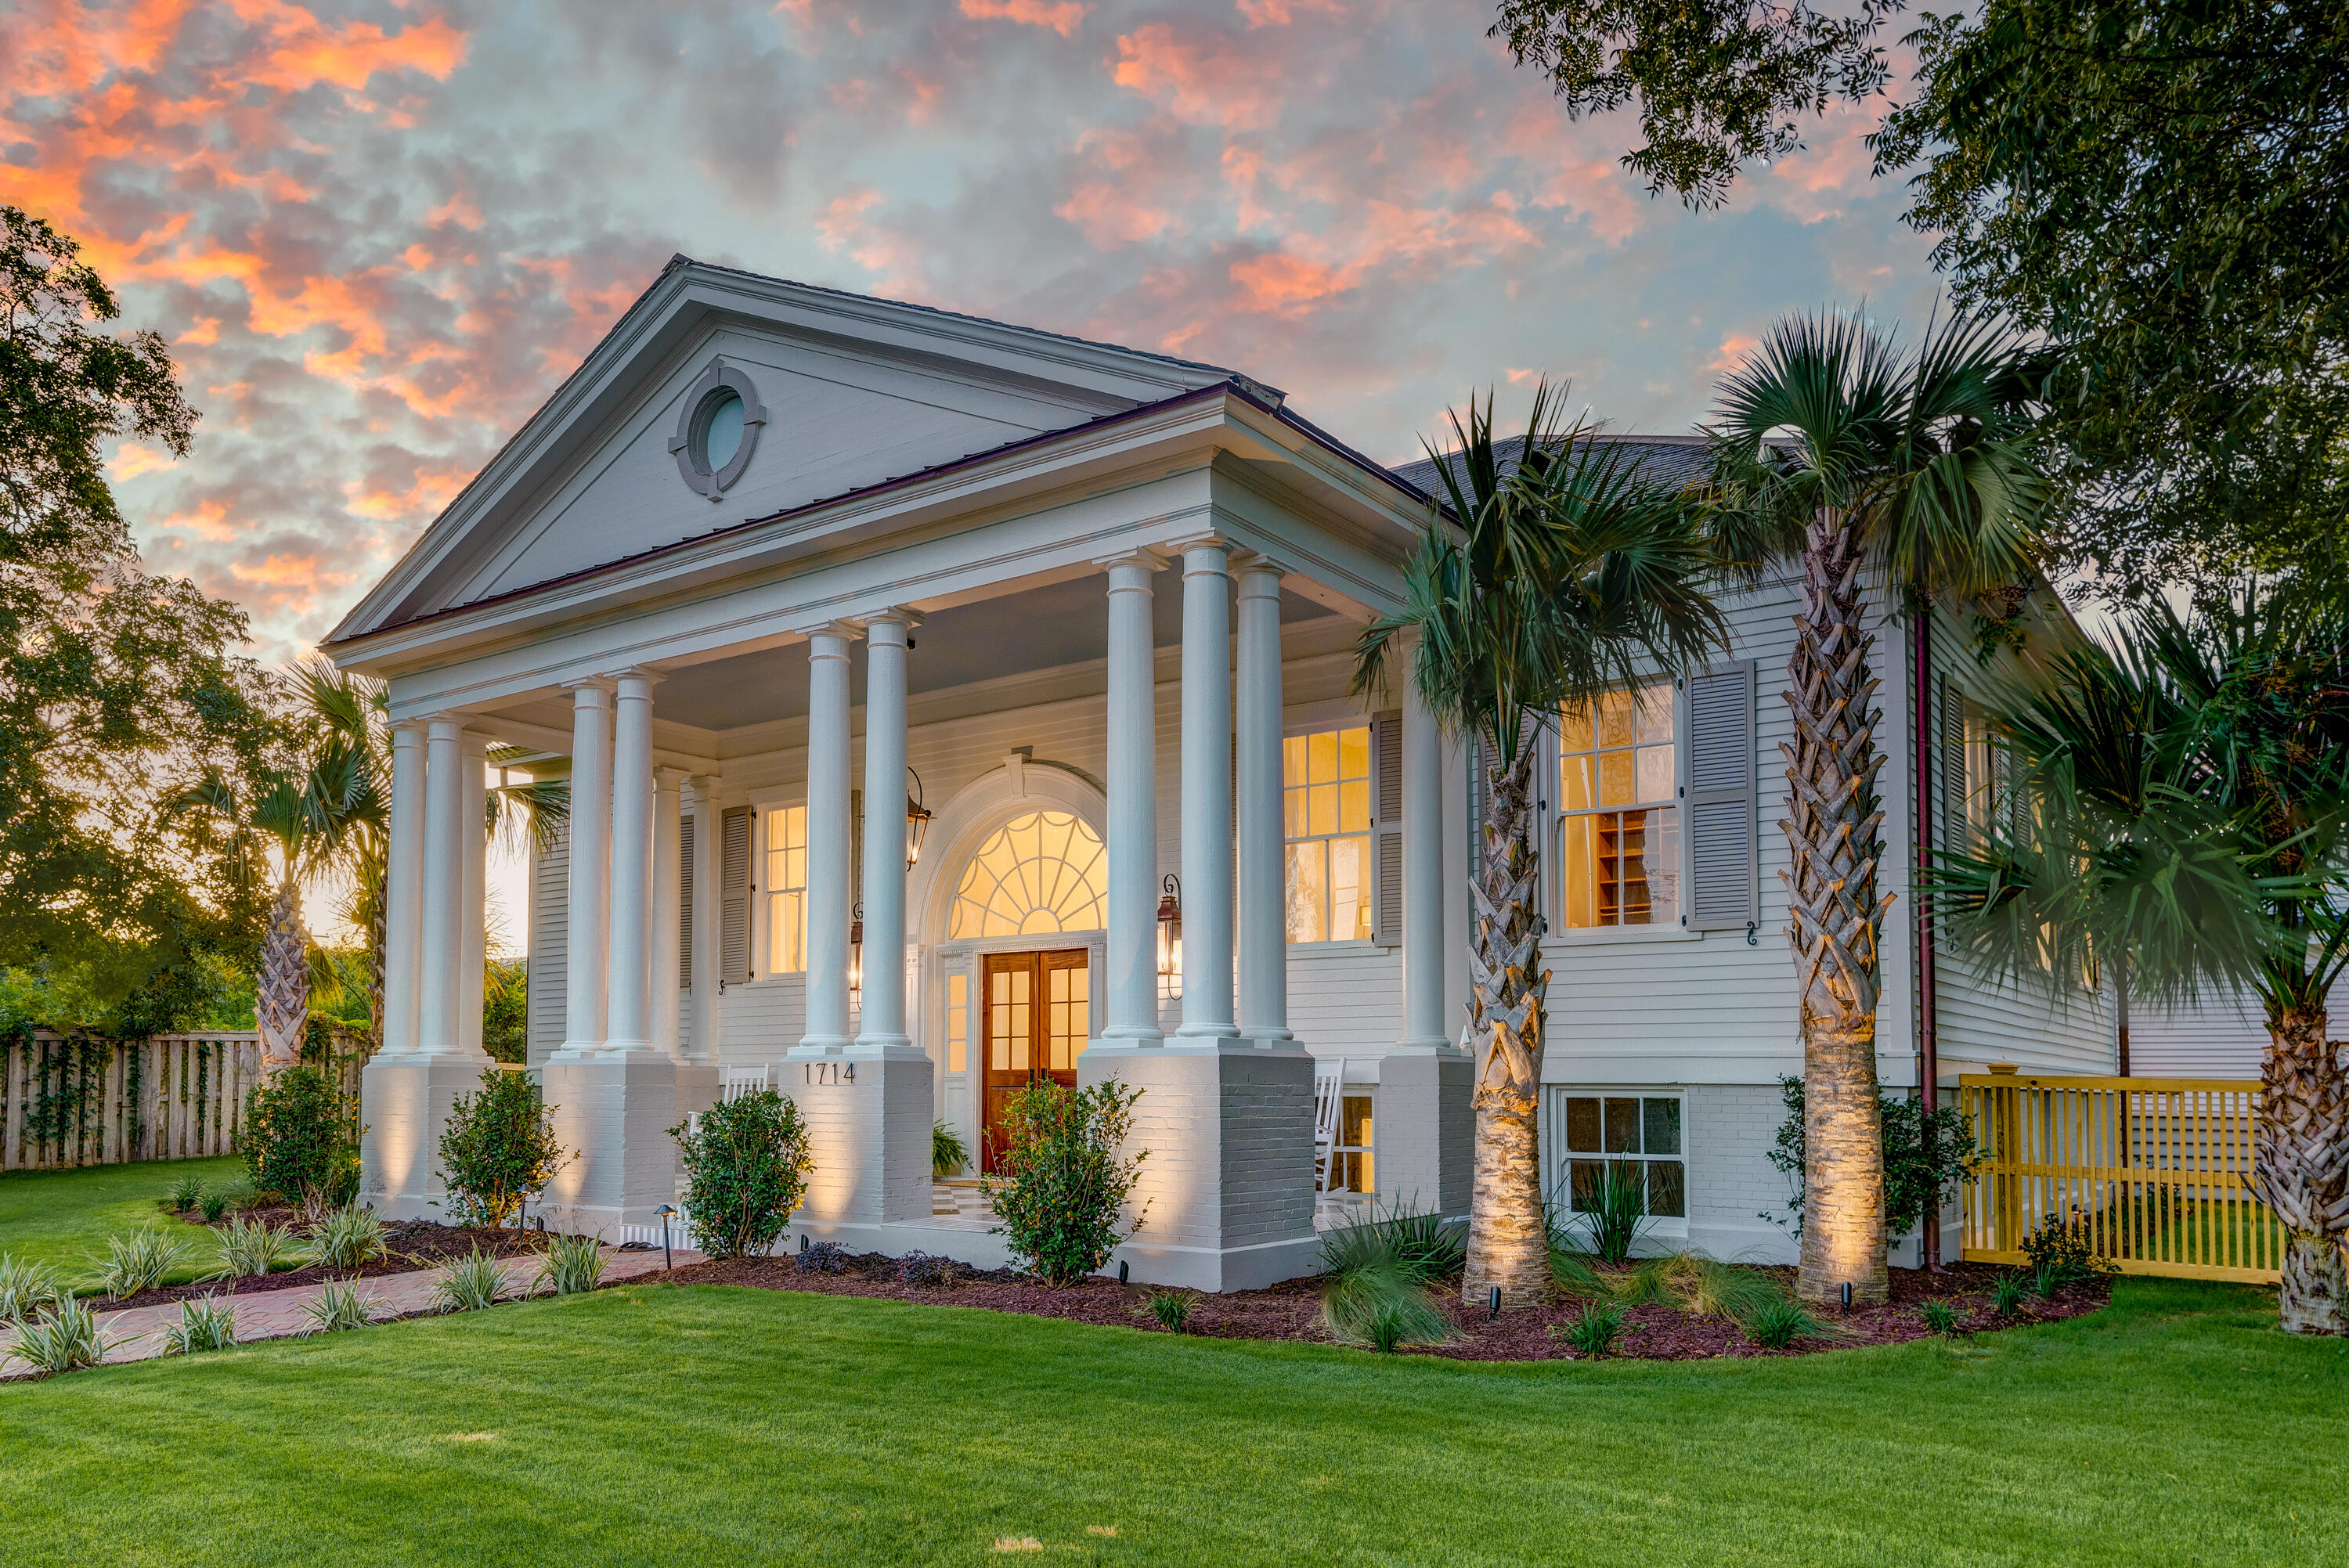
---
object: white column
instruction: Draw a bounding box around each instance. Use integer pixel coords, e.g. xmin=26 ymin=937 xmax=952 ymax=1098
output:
xmin=560 ymin=680 xmax=613 ymax=1054
xmin=381 ymin=719 xmax=428 ymax=1056
xmin=1099 ymin=552 xmax=1163 ymax=1046
xmin=857 ymin=611 xmax=916 ymax=1051
xmin=458 ymin=732 xmax=489 ymax=1056
xmin=651 ymin=767 xmax=686 ymax=1059
xmin=604 ymin=670 xmax=660 ymax=1054
xmin=687 ymin=774 xmax=721 ymax=1060
xmin=1177 ymin=539 xmax=1239 ymax=1041
xmin=1235 ymin=556 xmax=1291 ymax=1044
xmin=418 ymin=718 xmax=467 ymax=1054
xmin=1400 ymin=665 xmax=1451 ymax=1049
xmin=799 ymin=626 xmax=856 ymax=1053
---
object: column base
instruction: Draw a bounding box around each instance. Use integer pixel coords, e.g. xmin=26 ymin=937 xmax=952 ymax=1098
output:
xmin=782 ymin=1041 xmax=933 ymax=1227
xmin=1376 ymin=1047 xmax=1474 ymax=1220
xmin=1080 ymin=1036 xmax=1320 ymax=1292
xmin=359 ymin=1052 xmax=497 ymax=1223
xmin=541 ymin=1049 xmax=679 ymax=1237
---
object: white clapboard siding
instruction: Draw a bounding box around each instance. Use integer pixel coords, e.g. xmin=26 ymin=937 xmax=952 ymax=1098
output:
xmin=2 ymin=1032 xmax=262 ymax=1170
xmin=2128 ymin=992 xmax=2271 ymax=1079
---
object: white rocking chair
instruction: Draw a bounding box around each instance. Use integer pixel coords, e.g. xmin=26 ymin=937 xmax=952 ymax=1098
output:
xmin=722 ymin=1064 xmax=770 ymax=1102
xmin=1311 ymin=1058 xmax=1347 ymax=1193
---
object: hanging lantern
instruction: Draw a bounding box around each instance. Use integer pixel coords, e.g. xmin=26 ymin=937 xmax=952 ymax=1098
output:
xmin=904 ymin=766 xmax=933 ymax=870
xmin=1156 ymin=874 xmax=1182 ymax=1001
xmin=848 ymin=901 xmax=864 ymax=1000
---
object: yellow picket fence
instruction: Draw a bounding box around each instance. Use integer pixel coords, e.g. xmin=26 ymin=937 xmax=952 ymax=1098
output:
xmin=1960 ymin=1072 xmax=2282 ymax=1283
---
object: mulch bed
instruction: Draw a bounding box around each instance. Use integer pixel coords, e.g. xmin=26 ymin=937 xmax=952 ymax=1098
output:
xmin=88 ymin=1209 xmax=549 ymax=1314
xmin=619 ymin=1251 xmax=2109 ymax=1361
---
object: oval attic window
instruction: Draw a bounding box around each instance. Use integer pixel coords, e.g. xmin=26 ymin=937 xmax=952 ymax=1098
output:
xmin=699 ymin=388 xmax=745 ymax=471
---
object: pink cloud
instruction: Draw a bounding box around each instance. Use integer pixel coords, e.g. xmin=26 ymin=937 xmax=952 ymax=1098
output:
xmin=958 ymin=0 xmax=1088 ymax=38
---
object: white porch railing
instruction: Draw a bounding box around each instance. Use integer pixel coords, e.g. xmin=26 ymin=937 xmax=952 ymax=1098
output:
xmin=1 ymin=1031 xmax=265 ymax=1171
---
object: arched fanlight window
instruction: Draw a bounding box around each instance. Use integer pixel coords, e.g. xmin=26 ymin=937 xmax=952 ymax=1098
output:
xmin=949 ymin=811 xmax=1108 ymax=940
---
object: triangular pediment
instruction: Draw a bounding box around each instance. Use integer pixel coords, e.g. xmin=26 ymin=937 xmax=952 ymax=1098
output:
xmin=331 ymin=260 xmax=1242 ymax=643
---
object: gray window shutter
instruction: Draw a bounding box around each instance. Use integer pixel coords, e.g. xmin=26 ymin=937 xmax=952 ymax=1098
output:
xmin=1373 ymin=709 xmax=1403 ymax=946
xmin=1683 ymin=661 xmax=1757 ymax=930
xmin=678 ymin=814 xmax=695 ymax=991
xmin=720 ymin=806 xmax=751 ymax=987
xmin=1939 ymin=679 xmax=1966 ymax=853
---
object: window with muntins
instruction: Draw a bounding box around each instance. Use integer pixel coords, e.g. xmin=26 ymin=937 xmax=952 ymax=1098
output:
xmin=950 ymin=811 xmax=1108 ymax=939
xmin=764 ymin=804 xmax=807 ymax=975
xmin=1560 ymin=1093 xmax=1686 ymax=1219
xmin=1557 ymin=682 xmax=1680 ymax=928
xmin=1285 ymin=724 xmax=1373 ymax=942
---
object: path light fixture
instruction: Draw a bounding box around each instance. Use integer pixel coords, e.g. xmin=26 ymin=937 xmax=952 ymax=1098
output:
xmin=848 ymin=902 xmax=864 ymax=1002
xmin=1156 ymin=874 xmax=1183 ymax=1002
xmin=656 ymin=1204 xmax=677 ymax=1271
xmin=904 ymin=767 xmax=933 ymax=870
xmin=1488 ymin=1285 xmax=1502 ymax=1321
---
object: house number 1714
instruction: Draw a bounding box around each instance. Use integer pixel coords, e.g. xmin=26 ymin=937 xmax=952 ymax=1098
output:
xmin=802 ymin=1062 xmax=856 ymax=1086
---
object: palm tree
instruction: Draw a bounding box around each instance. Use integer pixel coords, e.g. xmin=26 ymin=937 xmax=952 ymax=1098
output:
xmin=1707 ymin=310 xmax=2045 ymax=1306
xmin=1356 ymin=385 xmax=1732 ymax=1306
xmin=1937 ymin=586 xmax=2349 ymax=1332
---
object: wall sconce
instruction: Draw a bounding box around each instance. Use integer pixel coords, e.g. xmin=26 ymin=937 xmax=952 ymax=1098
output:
xmin=905 ymin=766 xmax=932 ymax=870
xmin=1156 ymin=874 xmax=1182 ymax=1002
xmin=848 ymin=901 xmax=864 ymax=1000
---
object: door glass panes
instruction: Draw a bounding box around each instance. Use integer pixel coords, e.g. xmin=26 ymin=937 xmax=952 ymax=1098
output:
xmin=1561 ymin=1093 xmax=1687 ymax=1219
xmin=1284 ymin=724 xmax=1373 ymax=941
xmin=1047 ymin=963 xmax=1089 ymax=1071
xmin=989 ymin=966 xmax=1030 ymax=1071
xmin=951 ymin=811 xmax=1108 ymax=939
xmin=1558 ymin=683 xmax=1679 ymax=928
xmin=764 ymin=805 xmax=807 ymax=974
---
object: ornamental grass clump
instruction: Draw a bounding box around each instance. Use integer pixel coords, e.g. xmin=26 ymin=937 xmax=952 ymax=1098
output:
xmin=7 ymin=1296 xmax=111 ymax=1375
xmin=437 ymin=1066 xmax=569 ymax=1229
xmin=1149 ymin=1289 xmax=1193 ymax=1334
xmin=1990 ymin=1273 xmax=2027 ymax=1317
xmin=432 ymin=1249 xmax=507 ymax=1314
xmin=671 ymin=1090 xmax=811 ymax=1260
xmin=1571 ymin=1167 xmax=1649 ymax=1264
xmin=1319 ymin=1210 xmax=1457 ymax=1350
xmin=1744 ymin=1299 xmax=1833 ymax=1350
xmin=170 ymin=1173 xmax=205 ymax=1212
xmin=242 ymin=1066 xmax=360 ymax=1222
xmin=988 ymin=1076 xmax=1148 ymax=1287
xmin=90 ymin=1228 xmax=196 ymax=1300
xmin=162 ymin=1296 xmax=238 ymax=1355
xmin=308 ymin=1206 xmax=388 ymax=1270
xmin=1920 ymin=1299 xmax=1964 ymax=1338
xmin=0 ymin=1254 xmax=64 ymax=1322
xmin=535 ymin=1233 xmax=604 ymax=1296
xmin=209 ymin=1216 xmax=298 ymax=1281
xmin=1556 ymin=1301 xmax=1626 ymax=1358
xmin=299 ymin=1280 xmax=382 ymax=1335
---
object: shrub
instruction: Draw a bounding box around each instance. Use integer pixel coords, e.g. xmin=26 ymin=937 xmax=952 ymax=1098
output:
xmin=1571 ymin=1166 xmax=1648 ymax=1264
xmin=2020 ymin=1209 xmax=2119 ymax=1282
xmin=90 ymin=1228 xmax=196 ymax=1299
xmin=1556 ymin=1301 xmax=1626 ymax=1357
xmin=1149 ymin=1289 xmax=1193 ymax=1333
xmin=209 ymin=1217 xmax=298 ymax=1281
xmin=535 ymin=1233 xmax=605 ymax=1296
xmin=796 ymin=1240 xmax=850 ymax=1275
xmin=299 ymin=1280 xmax=382 ymax=1334
xmin=1990 ymin=1272 xmax=2027 ymax=1317
xmin=242 ymin=1067 xmax=360 ymax=1222
xmin=987 ymin=1076 xmax=1148 ymax=1287
xmin=7 ymin=1296 xmax=111 ymax=1374
xmin=162 ymin=1295 xmax=238 ymax=1355
xmin=0 ymin=1254 xmax=64 ymax=1322
xmin=170 ymin=1173 xmax=205 ymax=1211
xmin=932 ymin=1120 xmax=969 ymax=1179
xmin=1761 ymin=1076 xmax=1983 ymax=1238
xmin=1745 ymin=1299 xmax=1831 ymax=1350
xmin=671 ymin=1090 xmax=811 ymax=1260
xmin=432 ymin=1248 xmax=507 ymax=1313
xmin=1318 ymin=1211 xmax=1456 ymax=1349
xmin=1920 ymin=1299 xmax=1963 ymax=1337
xmin=897 ymin=1251 xmax=957 ymax=1287
xmin=437 ymin=1066 xmax=569 ymax=1229
xmin=308 ymin=1206 xmax=388 ymax=1270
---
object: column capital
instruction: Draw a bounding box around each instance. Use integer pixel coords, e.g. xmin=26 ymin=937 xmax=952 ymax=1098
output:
xmin=1160 ymin=528 xmax=1237 ymax=562
xmin=654 ymin=766 xmax=691 ymax=788
xmin=561 ymin=676 xmax=615 ymax=702
xmin=1093 ymin=546 xmax=1169 ymax=573
xmin=859 ymin=606 xmax=924 ymax=639
xmin=603 ymin=665 xmax=667 ymax=690
xmin=686 ymin=773 xmax=722 ymax=800
xmin=1231 ymin=550 xmax=1295 ymax=584
xmin=422 ymin=714 xmax=469 ymax=741
xmin=458 ymin=730 xmax=493 ymax=759
xmin=793 ymin=618 xmax=865 ymax=650
xmin=389 ymin=717 xmax=429 ymax=744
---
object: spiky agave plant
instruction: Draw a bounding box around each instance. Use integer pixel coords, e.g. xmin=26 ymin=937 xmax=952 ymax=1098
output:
xmin=1355 ymin=383 xmax=1730 ymax=1307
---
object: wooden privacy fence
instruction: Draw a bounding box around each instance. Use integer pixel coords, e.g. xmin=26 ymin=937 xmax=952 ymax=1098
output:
xmin=1 ymin=1031 xmax=264 ymax=1172
xmin=1961 ymin=1073 xmax=2280 ymax=1283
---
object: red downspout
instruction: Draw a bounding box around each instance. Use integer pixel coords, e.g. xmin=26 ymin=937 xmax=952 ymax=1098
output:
xmin=1912 ymin=604 xmax=1941 ymax=1271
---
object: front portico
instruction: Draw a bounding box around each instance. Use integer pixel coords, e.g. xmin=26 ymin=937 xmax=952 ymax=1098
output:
xmin=329 ymin=258 xmax=1474 ymax=1289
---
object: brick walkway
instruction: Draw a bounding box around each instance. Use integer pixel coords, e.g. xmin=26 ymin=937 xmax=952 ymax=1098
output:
xmin=2 ymin=1245 xmax=701 ymax=1371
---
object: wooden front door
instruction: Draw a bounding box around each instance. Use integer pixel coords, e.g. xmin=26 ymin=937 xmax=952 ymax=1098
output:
xmin=980 ymin=948 xmax=1090 ymax=1174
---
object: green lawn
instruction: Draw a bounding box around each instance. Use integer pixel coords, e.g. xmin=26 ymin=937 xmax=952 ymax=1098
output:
xmin=0 ymin=1155 xmax=244 ymax=1288
xmin=4 ymin=1276 xmax=2343 ymax=1566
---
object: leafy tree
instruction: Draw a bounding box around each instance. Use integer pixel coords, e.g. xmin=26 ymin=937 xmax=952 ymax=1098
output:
xmin=1935 ymin=585 xmax=2349 ymax=1332
xmin=1355 ymin=385 xmax=1731 ymax=1306
xmin=1 ymin=206 xmax=282 ymax=1022
xmin=987 ymin=1076 xmax=1148 ymax=1287
xmin=482 ymin=958 xmax=528 ymax=1063
xmin=435 ymin=1065 xmax=568 ymax=1229
xmin=672 ymin=1090 xmax=811 ymax=1260
xmin=242 ymin=1065 xmax=360 ymax=1222
xmin=1488 ymin=0 xmax=2349 ymax=586
xmin=1708 ymin=310 xmax=2044 ymax=1306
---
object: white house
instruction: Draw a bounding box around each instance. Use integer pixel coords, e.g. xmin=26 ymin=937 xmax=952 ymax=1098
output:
xmin=327 ymin=256 xmax=2117 ymax=1289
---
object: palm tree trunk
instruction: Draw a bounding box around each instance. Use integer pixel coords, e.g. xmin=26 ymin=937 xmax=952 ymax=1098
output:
xmin=2254 ymin=1004 xmax=2347 ymax=1335
xmin=1783 ymin=508 xmax=1896 ymax=1307
xmin=256 ymin=878 xmax=311 ymax=1073
xmin=1463 ymin=740 xmax=1552 ymax=1307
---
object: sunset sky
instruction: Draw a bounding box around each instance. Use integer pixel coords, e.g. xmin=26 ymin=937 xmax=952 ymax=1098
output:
xmin=3 ymin=0 xmax=1935 ymax=665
